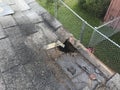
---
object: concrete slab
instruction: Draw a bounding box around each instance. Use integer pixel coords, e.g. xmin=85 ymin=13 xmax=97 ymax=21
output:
xmin=0 ymin=2 xmax=14 ymax=16
xmin=24 ymin=0 xmax=35 ymax=4
xmin=29 ymin=1 xmax=47 ymax=15
xmin=0 ymin=71 xmax=6 ymax=90
xmin=57 ymin=54 xmax=83 ymax=78
xmin=24 ymin=10 xmax=43 ymax=23
xmin=2 ymin=0 xmax=15 ymax=5
xmin=4 ymin=27 xmax=39 ymax=65
xmin=4 ymin=26 xmax=24 ymax=50
xmin=0 ymin=25 xmax=6 ymax=39
xmin=13 ymin=12 xmax=30 ymax=25
xmin=106 ymin=73 xmax=120 ymax=90
xmin=0 ymin=38 xmax=19 ymax=72
xmin=14 ymin=0 xmax=30 ymax=11
xmin=10 ymin=4 xmax=19 ymax=12
xmin=24 ymin=50 xmax=76 ymax=90
xmin=2 ymin=65 xmax=36 ymax=90
xmin=0 ymin=15 xmax=16 ymax=28
xmin=37 ymin=23 xmax=58 ymax=42
xmin=42 ymin=12 xmax=62 ymax=30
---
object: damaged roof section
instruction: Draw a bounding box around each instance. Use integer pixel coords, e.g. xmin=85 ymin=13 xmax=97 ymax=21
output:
xmin=0 ymin=0 xmax=120 ymax=90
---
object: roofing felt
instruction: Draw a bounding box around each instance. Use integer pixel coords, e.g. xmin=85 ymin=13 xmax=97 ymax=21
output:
xmin=0 ymin=0 xmax=120 ymax=90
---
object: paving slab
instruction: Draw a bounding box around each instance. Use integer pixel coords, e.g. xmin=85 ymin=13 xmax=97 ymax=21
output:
xmin=24 ymin=0 xmax=35 ymax=4
xmin=37 ymin=23 xmax=58 ymax=42
xmin=13 ymin=12 xmax=30 ymax=25
xmin=0 ymin=2 xmax=14 ymax=16
xmin=29 ymin=1 xmax=47 ymax=15
xmin=106 ymin=73 xmax=120 ymax=90
xmin=42 ymin=12 xmax=62 ymax=30
xmin=24 ymin=50 xmax=76 ymax=90
xmin=0 ymin=71 xmax=6 ymax=90
xmin=24 ymin=10 xmax=43 ymax=23
xmin=2 ymin=0 xmax=15 ymax=5
xmin=4 ymin=26 xmax=24 ymax=49
xmin=0 ymin=38 xmax=19 ymax=72
xmin=0 ymin=25 xmax=6 ymax=39
xmin=0 ymin=15 xmax=16 ymax=28
xmin=2 ymin=65 xmax=36 ymax=90
xmin=57 ymin=54 xmax=83 ymax=78
xmin=14 ymin=0 xmax=30 ymax=11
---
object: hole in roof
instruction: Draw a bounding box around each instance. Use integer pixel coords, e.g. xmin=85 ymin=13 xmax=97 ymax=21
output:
xmin=58 ymin=39 xmax=78 ymax=53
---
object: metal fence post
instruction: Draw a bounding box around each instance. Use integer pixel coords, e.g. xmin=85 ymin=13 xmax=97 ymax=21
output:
xmin=54 ymin=0 xmax=58 ymax=18
xmin=80 ymin=22 xmax=86 ymax=43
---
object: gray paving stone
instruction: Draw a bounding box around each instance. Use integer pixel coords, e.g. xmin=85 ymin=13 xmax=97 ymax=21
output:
xmin=13 ymin=12 xmax=38 ymax=36
xmin=0 ymin=25 xmax=6 ymax=39
xmin=56 ymin=27 xmax=73 ymax=43
xmin=3 ymin=0 xmax=15 ymax=5
xmin=25 ymin=23 xmax=58 ymax=51
xmin=14 ymin=0 xmax=30 ymax=11
xmin=4 ymin=26 xmax=24 ymax=49
xmin=24 ymin=51 xmax=76 ymax=90
xmin=29 ymin=1 xmax=47 ymax=15
xmin=24 ymin=53 xmax=58 ymax=90
xmin=24 ymin=0 xmax=35 ymax=4
xmin=0 ymin=38 xmax=19 ymax=72
xmin=71 ymin=73 xmax=91 ymax=90
xmin=15 ymin=45 xmax=39 ymax=65
xmin=2 ymin=65 xmax=36 ymax=90
xmin=106 ymin=73 xmax=120 ymax=90
xmin=57 ymin=54 xmax=83 ymax=78
xmin=0 ymin=15 xmax=16 ymax=29
xmin=37 ymin=23 xmax=58 ymax=42
xmin=0 ymin=2 xmax=14 ymax=17
xmin=24 ymin=10 xmax=43 ymax=23
xmin=13 ymin=12 xmax=30 ymax=25
xmin=42 ymin=12 xmax=62 ymax=30
xmin=0 ymin=71 xmax=6 ymax=90
xmin=10 ymin=4 xmax=19 ymax=12
xmin=18 ymin=23 xmax=37 ymax=36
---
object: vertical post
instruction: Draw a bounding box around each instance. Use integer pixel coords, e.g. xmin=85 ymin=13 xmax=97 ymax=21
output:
xmin=54 ymin=0 xmax=58 ymax=18
xmin=80 ymin=22 xmax=86 ymax=43
xmin=88 ymin=30 xmax=96 ymax=47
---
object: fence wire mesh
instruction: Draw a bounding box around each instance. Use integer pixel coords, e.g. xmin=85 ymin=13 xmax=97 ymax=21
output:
xmin=57 ymin=5 xmax=82 ymax=39
xmin=89 ymin=17 xmax=120 ymax=47
xmin=37 ymin=0 xmax=120 ymax=73
xmin=57 ymin=0 xmax=120 ymax=73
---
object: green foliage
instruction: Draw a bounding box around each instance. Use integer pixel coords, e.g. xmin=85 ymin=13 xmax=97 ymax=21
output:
xmin=79 ymin=0 xmax=110 ymax=18
xmin=46 ymin=0 xmax=54 ymax=4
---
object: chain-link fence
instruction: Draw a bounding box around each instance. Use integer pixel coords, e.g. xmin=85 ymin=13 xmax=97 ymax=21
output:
xmin=37 ymin=0 xmax=120 ymax=73
xmin=55 ymin=0 xmax=120 ymax=73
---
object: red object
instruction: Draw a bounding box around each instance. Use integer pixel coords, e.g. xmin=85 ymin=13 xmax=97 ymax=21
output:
xmin=89 ymin=74 xmax=96 ymax=80
xmin=87 ymin=47 xmax=94 ymax=53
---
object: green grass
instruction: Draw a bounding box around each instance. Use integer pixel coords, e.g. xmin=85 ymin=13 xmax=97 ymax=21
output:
xmin=37 ymin=0 xmax=120 ymax=73
xmin=37 ymin=0 xmax=101 ymax=40
xmin=94 ymin=35 xmax=120 ymax=73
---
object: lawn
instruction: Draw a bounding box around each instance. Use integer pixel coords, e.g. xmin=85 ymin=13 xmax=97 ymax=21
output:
xmin=94 ymin=33 xmax=120 ymax=73
xmin=37 ymin=0 xmax=120 ymax=73
xmin=37 ymin=0 xmax=101 ymax=46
